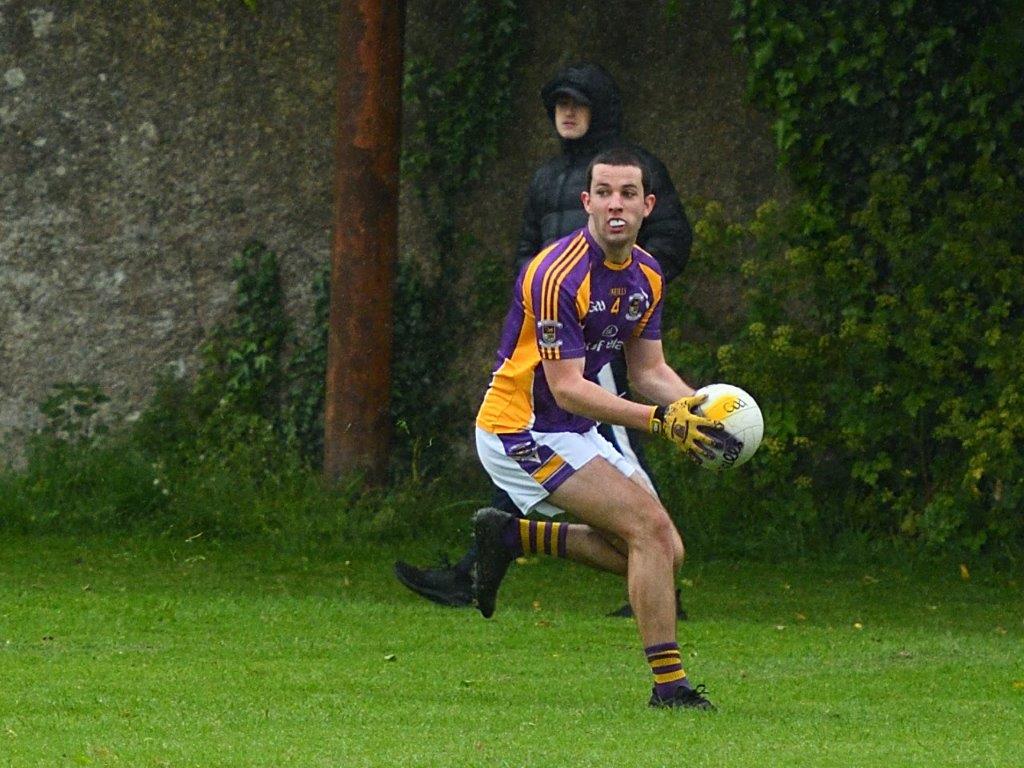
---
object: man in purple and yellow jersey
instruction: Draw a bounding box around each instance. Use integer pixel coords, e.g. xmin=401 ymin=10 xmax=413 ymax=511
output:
xmin=472 ymin=148 xmax=720 ymax=710
xmin=394 ymin=64 xmax=693 ymax=617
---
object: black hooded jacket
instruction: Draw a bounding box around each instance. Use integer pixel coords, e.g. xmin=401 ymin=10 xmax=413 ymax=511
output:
xmin=514 ymin=63 xmax=692 ymax=283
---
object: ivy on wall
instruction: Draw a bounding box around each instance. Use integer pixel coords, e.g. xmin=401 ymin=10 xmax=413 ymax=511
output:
xmin=655 ymin=1 xmax=1024 ymax=555
xmin=731 ymin=0 xmax=1024 ymax=207
xmin=212 ymin=0 xmax=525 ymax=476
xmin=392 ymin=0 xmax=524 ymax=473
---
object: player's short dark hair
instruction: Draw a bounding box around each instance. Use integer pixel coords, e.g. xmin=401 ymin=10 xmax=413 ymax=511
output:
xmin=586 ymin=148 xmax=651 ymax=195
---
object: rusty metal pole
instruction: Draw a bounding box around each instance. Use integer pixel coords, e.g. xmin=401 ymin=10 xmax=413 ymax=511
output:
xmin=324 ymin=0 xmax=405 ymax=485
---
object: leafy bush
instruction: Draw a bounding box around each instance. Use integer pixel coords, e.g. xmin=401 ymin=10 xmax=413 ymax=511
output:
xmin=656 ymin=1 xmax=1024 ymax=556
xmin=0 ymin=436 xmax=169 ymax=533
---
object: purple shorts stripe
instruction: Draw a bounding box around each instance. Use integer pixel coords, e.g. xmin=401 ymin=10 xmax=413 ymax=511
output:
xmin=557 ymin=522 xmax=569 ymax=557
xmin=528 ymin=520 xmax=538 ymax=553
xmin=540 ymin=460 xmax=576 ymax=495
xmin=543 ymin=522 xmax=553 ymax=554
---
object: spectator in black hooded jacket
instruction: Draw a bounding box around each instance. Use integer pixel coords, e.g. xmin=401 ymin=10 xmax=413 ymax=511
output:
xmin=394 ymin=63 xmax=693 ymax=617
xmin=516 ymin=63 xmax=691 ymax=281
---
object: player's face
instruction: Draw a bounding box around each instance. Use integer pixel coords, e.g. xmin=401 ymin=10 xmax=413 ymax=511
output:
xmin=581 ymin=164 xmax=655 ymax=253
xmin=554 ymin=96 xmax=591 ymax=140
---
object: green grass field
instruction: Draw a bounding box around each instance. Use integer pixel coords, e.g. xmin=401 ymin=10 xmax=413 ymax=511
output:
xmin=1 ymin=534 xmax=1021 ymax=767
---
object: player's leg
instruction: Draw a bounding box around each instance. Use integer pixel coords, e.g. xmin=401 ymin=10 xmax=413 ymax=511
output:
xmin=512 ymin=515 xmax=627 ymax=575
xmin=472 ymin=428 xmax=640 ymax=617
xmin=547 ymin=457 xmax=712 ymax=709
xmin=596 ymin=357 xmax=658 ymax=493
xmin=547 ymin=456 xmax=681 ymax=648
xmin=595 ymin=359 xmax=692 ymax=620
xmin=393 ymin=485 xmax=519 ymax=607
xmin=474 ymin=428 xmax=712 ymax=709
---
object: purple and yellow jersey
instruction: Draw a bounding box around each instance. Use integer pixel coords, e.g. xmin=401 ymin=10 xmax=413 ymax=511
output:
xmin=476 ymin=227 xmax=665 ymax=435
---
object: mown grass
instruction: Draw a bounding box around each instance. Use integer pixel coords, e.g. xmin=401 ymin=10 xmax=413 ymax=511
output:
xmin=1 ymin=534 xmax=1021 ymax=767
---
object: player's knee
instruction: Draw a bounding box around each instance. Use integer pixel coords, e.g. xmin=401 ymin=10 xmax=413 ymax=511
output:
xmin=633 ymin=502 xmax=677 ymax=556
xmin=672 ymin=530 xmax=685 ymax=570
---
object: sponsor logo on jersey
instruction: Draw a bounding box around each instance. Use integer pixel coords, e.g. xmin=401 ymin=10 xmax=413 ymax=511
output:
xmin=602 ymin=325 xmax=619 ymax=338
xmin=586 ymin=338 xmax=625 ymax=352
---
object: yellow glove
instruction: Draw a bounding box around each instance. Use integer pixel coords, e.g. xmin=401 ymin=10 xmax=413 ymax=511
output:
xmin=649 ymin=394 xmax=722 ymax=462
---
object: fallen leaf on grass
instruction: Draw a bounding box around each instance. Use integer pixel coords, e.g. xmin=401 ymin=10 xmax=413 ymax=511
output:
xmin=959 ymin=563 xmax=970 ymax=580
xmin=384 ymin=653 xmax=397 ymax=662
xmin=853 ymin=622 xmax=863 ymax=630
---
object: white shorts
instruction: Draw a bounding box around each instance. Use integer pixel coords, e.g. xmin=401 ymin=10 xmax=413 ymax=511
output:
xmin=475 ymin=426 xmax=646 ymax=518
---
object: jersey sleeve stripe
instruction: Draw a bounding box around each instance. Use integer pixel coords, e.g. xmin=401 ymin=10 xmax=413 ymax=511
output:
xmin=575 ymin=271 xmax=591 ymax=322
xmin=540 ymin=234 xmax=586 ymax=324
xmin=534 ymin=235 xmax=586 ymax=361
xmin=634 ymin=261 xmax=664 ymax=338
xmin=521 ymin=241 xmax=560 ymax=317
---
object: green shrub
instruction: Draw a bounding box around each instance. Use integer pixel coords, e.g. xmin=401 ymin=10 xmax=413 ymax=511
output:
xmin=657 ymin=2 xmax=1024 ymax=556
xmin=0 ymin=237 xmax=486 ymax=545
xmin=0 ymin=435 xmax=169 ymax=533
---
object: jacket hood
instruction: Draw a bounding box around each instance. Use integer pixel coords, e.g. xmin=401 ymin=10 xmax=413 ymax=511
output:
xmin=541 ymin=63 xmax=623 ymax=154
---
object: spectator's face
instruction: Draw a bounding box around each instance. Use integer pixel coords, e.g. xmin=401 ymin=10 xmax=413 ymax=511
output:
xmin=555 ymin=96 xmax=591 ymax=140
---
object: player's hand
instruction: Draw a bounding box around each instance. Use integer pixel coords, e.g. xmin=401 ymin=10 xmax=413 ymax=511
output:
xmin=649 ymin=395 xmax=723 ymax=463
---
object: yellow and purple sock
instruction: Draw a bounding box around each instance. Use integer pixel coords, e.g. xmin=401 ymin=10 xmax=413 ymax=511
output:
xmin=646 ymin=641 xmax=690 ymax=698
xmin=500 ymin=518 xmax=570 ymax=559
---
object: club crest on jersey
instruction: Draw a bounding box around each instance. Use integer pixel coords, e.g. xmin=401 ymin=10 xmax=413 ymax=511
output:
xmin=625 ymin=291 xmax=649 ymax=321
xmin=538 ymin=319 xmax=563 ymax=349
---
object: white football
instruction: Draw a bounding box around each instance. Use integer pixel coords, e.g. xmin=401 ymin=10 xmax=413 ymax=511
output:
xmin=694 ymin=383 xmax=764 ymax=471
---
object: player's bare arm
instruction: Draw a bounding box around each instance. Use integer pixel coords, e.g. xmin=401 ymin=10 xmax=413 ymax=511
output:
xmin=541 ymin=357 xmax=656 ymax=431
xmin=623 ymin=337 xmax=695 ymax=405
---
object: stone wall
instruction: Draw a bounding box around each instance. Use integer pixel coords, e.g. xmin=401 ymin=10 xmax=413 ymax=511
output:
xmin=0 ymin=0 xmax=785 ymax=462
